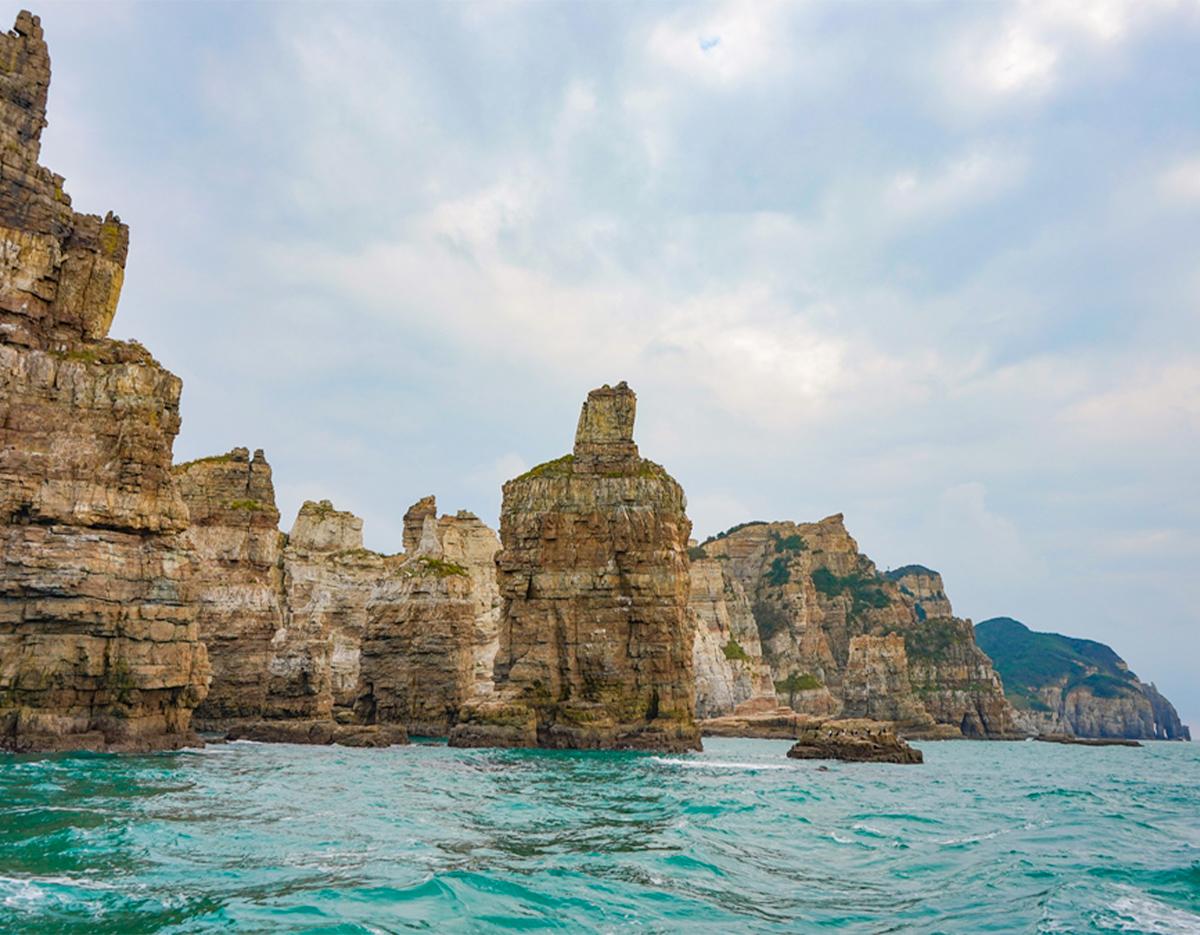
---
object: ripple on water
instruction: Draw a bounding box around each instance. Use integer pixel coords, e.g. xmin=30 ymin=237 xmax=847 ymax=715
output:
xmin=0 ymin=739 xmax=1198 ymax=933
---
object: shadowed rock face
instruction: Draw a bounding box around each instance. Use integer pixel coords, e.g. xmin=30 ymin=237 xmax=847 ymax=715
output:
xmin=0 ymin=12 xmax=209 ymax=751
xmin=451 ymin=382 xmax=700 ymax=751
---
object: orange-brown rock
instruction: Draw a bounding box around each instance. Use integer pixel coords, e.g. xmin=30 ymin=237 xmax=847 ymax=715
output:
xmin=0 ymin=12 xmax=208 ymax=752
xmin=450 ymin=382 xmax=700 ymax=751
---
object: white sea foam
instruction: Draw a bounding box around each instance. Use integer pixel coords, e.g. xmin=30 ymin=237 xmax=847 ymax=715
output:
xmin=1101 ymin=895 xmax=1200 ymax=933
xmin=652 ymin=757 xmax=791 ymax=771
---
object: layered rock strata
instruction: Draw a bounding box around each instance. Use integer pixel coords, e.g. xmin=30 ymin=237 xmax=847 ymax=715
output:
xmin=354 ymin=500 xmax=500 ymax=736
xmin=174 ymin=449 xmax=282 ymax=724
xmin=176 ymin=458 xmax=501 ymax=742
xmin=0 ymin=12 xmax=209 ymax=752
xmin=698 ymin=516 xmax=1019 ymax=738
xmin=450 ymin=382 xmax=700 ymax=751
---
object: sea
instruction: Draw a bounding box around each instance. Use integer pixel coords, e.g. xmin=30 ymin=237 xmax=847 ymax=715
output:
xmin=1 ymin=737 xmax=1197 ymax=933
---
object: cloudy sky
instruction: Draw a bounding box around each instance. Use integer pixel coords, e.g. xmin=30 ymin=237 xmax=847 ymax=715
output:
xmin=29 ymin=1 xmax=1199 ymax=727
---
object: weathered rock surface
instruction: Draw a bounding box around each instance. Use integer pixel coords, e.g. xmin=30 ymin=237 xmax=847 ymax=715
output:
xmin=0 ymin=12 xmax=209 ymax=752
xmin=689 ymin=557 xmax=775 ymax=719
xmin=698 ymin=516 xmax=1019 ymax=738
xmin=786 ymin=719 xmax=924 ymax=764
xmin=177 ymin=466 xmax=500 ymax=741
xmin=354 ymin=499 xmax=500 ymax=736
xmin=174 ymin=449 xmax=283 ymax=725
xmin=450 ymin=382 xmax=700 ymax=751
xmin=976 ymin=617 xmax=1191 ymax=741
xmin=841 ymin=633 xmax=936 ymax=732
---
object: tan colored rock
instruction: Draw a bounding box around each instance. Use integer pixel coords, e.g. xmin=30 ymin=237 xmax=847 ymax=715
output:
xmin=450 ymin=382 xmax=700 ymax=751
xmin=354 ymin=500 xmax=500 ymax=735
xmin=842 ymin=634 xmax=935 ymax=731
xmin=174 ymin=448 xmax=283 ymax=725
xmin=276 ymin=500 xmax=384 ymax=719
xmin=0 ymin=12 xmax=208 ymax=752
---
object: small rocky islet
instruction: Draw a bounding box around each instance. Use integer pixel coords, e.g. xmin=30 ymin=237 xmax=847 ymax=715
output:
xmin=0 ymin=11 xmax=1188 ymax=762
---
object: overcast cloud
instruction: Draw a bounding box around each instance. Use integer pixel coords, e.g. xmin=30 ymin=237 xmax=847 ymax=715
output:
xmin=28 ymin=1 xmax=1200 ymax=728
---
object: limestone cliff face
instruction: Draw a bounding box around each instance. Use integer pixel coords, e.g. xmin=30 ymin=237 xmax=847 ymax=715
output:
xmin=884 ymin=566 xmax=952 ymax=619
xmin=176 ymin=467 xmax=501 ymax=739
xmin=174 ymin=449 xmax=283 ymax=724
xmin=842 ymin=634 xmax=935 ymax=731
xmin=354 ymin=499 xmax=500 ymax=736
xmin=689 ymin=557 xmax=774 ymax=719
xmin=450 ymin=382 xmax=700 ymax=751
xmin=276 ymin=500 xmax=383 ymax=720
xmin=0 ymin=13 xmax=209 ymax=752
xmin=699 ymin=516 xmax=1018 ymax=737
xmin=976 ymin=617 xmax=1191 ymax=741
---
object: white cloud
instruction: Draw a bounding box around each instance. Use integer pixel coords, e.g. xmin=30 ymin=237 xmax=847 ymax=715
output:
xmin=1159 ymin=157 xmax=1200 ymax=203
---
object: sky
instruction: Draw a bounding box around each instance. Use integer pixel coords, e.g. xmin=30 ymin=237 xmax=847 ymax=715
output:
xmin=24 ymin=1 xmax=1200 ymax=729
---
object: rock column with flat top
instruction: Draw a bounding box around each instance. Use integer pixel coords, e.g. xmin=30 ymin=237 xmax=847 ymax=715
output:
xmin=450 ymin=382 xmax=700 ymax=751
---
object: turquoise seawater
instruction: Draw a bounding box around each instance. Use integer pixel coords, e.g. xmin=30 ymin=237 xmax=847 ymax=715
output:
xmin=1 ymin=738 xmax=1198 ymax=933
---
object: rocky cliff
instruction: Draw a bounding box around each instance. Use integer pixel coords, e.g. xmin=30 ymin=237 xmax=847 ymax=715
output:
xmin=176 ymin=455 xmax=500 ymax=741
xmin=689 ymin=557 xmax=775 ymax=719
xmin=975 ymin=617 xmax=1190 ymax=740
xmin=698 ymin=516 xmax=1018 ymax=737
xmin=0 ymin=12 xmax=209 ymax=752
xmin=450 ymin=382 xmax=700 ymax=751
xmin=174 ymin=449 xmax=282 ymax=725
xmin=354 ymin=500 xmax=500 ymax=736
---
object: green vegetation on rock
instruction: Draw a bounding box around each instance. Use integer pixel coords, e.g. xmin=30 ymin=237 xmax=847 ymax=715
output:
xmin=765 ymin=556 xmax=791 ymax=586
xmin=974 ymin=617 xmax=1140 ymax=710
xmin=701 ymin=520 xmax=767 ymax=546
xmin=722 ymin=639 xmax=751 ymax=663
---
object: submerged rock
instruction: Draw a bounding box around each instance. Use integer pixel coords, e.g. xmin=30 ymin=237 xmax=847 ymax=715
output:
xmin=450 ymin=382 xmax=700 ymax=751
xmin=0 ymin=13 xmax=209 ymax=752
xmin=786 ymin=719 xmax=924 ymax=764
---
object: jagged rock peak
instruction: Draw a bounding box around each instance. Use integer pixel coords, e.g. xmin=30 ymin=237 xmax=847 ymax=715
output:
xmin=290 ymin=499 xmax=364 ymax=553
xmin=0 ymin=10 xmax=129 ymax=349
xmin=573 ymin=381 xmax=639 ymax=472
xmin=403 ymin=495 xmax=437 ymax=555
xmin=1 ymin=11 xmax=49 ymax=160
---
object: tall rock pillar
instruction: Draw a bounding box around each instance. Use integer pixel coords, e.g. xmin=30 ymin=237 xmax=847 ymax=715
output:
xmin=0 ymin=12 xmax=209 ymax=751
xmin=450 ymin=382 xmax=700 ymax=751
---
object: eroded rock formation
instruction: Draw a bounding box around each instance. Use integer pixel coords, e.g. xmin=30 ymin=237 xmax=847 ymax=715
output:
xmin=786 ymin=719 xmax=924 ymax=764
xmin=176 ymin=457 xmax=501 ymax=742
xmin=354 ymin=501 xmax=500 ymax=736
xmin=0 ymin=12 xmax=209 ymax=751
xmin=174 ymin=449 xmax=282 ymax=725
xmin=698 ymin=516 xmax=1019 ymax=737
xmin=450 ymin=382 xmax=700 ymax=751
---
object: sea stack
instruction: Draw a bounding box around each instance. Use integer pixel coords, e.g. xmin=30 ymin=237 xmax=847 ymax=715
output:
xmin=0 ymin=13 xmax=209 ymax=751
xmin=450 ymin=382 xmax=700 ymax=751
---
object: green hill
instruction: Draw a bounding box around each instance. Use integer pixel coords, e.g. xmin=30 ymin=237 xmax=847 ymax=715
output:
xmin=973 ymin=617 xmax=1139 ymax=712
